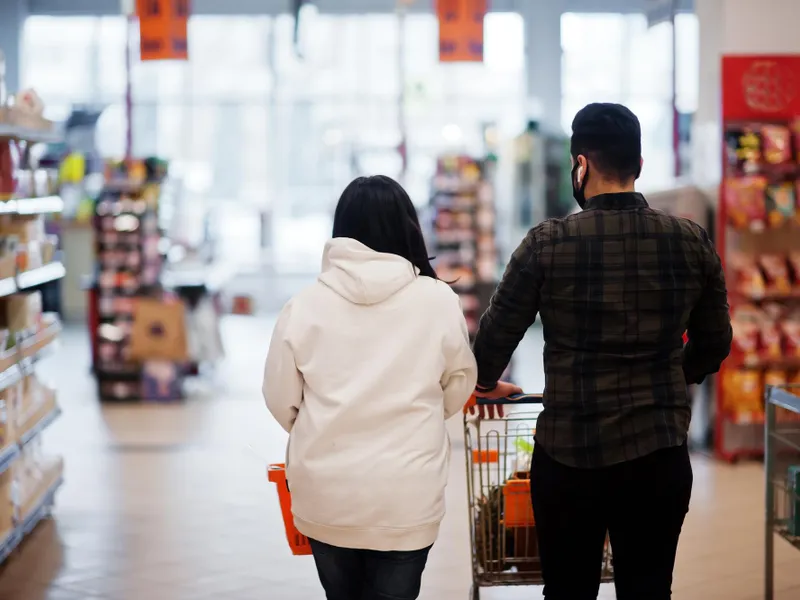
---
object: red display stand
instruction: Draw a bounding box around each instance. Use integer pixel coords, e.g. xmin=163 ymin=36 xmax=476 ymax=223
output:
xmin=716 ymin=55 xmax=800 ymax=461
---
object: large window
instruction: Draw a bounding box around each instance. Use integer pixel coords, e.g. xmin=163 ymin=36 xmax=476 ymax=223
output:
xmin=23 ymin=13 xmax=525 ymax=272
xmin=561 ymin=12 xmax=699 ymax=191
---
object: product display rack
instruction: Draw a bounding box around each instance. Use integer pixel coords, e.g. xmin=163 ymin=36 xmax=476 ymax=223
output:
xmin=92 ymin=160 xmax=168 ymax=401
xmin=0 ymin=116 xmax=66 ymax=566
xmin=431 ymin=155 xmax=498 ymax=338
xmin=715 ymin=55 xmax=800 ymax=461
xmin=764 ymin=384 xmax=800 ymax=600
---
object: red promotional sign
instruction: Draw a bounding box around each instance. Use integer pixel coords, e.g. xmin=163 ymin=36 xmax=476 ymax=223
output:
xmin=136 ymin=0 xmax=190 ymax=61
xmin=722 ymin=55 xmax=800 ymax=120
xmin=438 ymin=0 xmax=486 ymax=63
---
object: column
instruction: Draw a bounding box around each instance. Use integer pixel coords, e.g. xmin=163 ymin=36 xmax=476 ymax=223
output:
xmin=0 ymin=0 xmax=27 ymax=94
xmin=522 ymin=0 xmax=563 ymax=132
xmin=692 ymin=0 xmax=800 ymax=185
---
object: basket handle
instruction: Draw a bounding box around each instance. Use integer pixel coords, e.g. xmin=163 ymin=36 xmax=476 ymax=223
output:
xmin=475 ymin=393 xmax=543 ymax=405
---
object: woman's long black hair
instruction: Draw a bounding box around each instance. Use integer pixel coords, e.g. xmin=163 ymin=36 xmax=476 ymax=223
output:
xmin=332 ymin=175 xmax=438 ymax=279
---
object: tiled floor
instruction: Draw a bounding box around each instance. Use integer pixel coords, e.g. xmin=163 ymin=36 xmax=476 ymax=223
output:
xmin=0 ymin=317 xmax=798 ymax=599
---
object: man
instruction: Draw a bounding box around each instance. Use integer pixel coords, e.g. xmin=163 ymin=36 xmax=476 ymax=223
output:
xmin=472 ymin=103 xmax=732 ymax=600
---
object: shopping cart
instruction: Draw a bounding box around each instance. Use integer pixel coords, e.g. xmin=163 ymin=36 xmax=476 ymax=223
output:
xmin=465 ymin=394 xmax=614 ymax=599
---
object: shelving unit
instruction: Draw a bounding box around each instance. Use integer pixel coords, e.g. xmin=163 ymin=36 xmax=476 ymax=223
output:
xmin=430 ymin=154 xmax=513 ymax=381
xmin=0 ymin=113 xmax=65 ymax=565
xmin=715 ymin=54 xmax=800 ymax=461
xmin=91 ymin=158 xmax=187 ymax=402
xmin=431 ymin=155 xmax=498 ymax=338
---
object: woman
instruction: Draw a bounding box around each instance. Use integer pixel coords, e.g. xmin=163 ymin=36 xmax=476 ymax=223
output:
xmin=263 ymin=175 xmax=477 ymax=600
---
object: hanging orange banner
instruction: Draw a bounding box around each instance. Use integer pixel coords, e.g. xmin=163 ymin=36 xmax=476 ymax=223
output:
xmin=438 ymin=0 xmax=486 ymax=63
xmin=136 ymin=0 xmax=190 ymax=61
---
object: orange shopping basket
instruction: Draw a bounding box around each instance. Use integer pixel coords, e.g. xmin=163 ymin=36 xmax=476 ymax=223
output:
xmin=267 ymin=463 xmax=312 ymax=556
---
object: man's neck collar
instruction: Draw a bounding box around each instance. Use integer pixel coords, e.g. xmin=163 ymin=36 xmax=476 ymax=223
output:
xmin=584 ymin=192 xmax=648 ymax=211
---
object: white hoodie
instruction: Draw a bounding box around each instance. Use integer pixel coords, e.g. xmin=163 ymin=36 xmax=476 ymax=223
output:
xmin=263 ymin=238 xmax=477 ymax=551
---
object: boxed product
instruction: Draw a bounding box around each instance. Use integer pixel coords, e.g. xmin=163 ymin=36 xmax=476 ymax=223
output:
xmin=129 ymin=298 xmax=188 ymax=362
xmin=0 ymin=215 xmax=44 ymax=244
xmin=142 ymin=361 xmax=182 ymax=401
xmin=0 ymin=291 xmax=42 ymax=334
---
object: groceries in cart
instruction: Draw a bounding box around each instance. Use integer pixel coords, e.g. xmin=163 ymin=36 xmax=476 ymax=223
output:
xmin=465 ymin=393 xmax=613 ymax=599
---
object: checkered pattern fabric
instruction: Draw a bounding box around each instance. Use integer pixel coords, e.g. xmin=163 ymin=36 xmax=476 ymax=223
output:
xmin=473 ymin=192 xmax=732 ymax=468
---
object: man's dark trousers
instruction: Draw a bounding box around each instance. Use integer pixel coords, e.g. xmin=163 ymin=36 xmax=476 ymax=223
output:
xmin=530 ymin=442 xmax=692 ymax=600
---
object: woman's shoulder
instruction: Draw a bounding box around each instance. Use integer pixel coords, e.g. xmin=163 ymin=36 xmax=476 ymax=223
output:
xmin=408 ymin=277 xmax=461 ymax=307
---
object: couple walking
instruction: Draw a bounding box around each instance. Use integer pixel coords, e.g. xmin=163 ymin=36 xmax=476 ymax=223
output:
xmin=263 ymin=103 xmax=732 ymax=600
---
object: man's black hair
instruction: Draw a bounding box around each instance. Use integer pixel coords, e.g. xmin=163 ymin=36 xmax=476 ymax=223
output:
xmin=570 ymin=103 xmax=642 ymax=182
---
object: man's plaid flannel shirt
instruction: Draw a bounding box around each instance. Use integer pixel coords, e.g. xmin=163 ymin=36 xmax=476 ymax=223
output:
xmin=473 ymin=192 xmax=732 ymax=468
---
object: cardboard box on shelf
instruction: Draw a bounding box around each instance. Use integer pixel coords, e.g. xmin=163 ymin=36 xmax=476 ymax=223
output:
xmin=129 ymin=298 xmax=188 ymax=362
xmin=0 ymin=292 xmax=41 ymax=333
xmin=0 ymin=215 xmax=44 ymax=244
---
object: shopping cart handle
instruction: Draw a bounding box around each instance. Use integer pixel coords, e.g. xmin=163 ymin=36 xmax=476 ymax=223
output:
xmin=475 ymin=393 xmax=543 ymax=405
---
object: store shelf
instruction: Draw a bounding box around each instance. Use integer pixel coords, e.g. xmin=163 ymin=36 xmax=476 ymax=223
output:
xmin=0 ymin=528 xmax=19 ymax=567
xmin=17 ymin=263 xmax=66 ymax=290
xmin=19 ymin=405 xmax=61 ymax=447
xmin=0 ymin=196 xmax=63 ymax=216
xmin=0 ymin=445 xmax=20 ymax=475
xmin=21 ymin=319 xmax=61 ymax=363
xmin=0 ymin=123 xmax=60 ymax=145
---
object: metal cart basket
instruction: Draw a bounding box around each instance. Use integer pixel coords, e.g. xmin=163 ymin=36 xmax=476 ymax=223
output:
xmin=464 ymin=394 xmax=614 ymax=599
xmin=764 ymin=384 xmax=800 ymax=600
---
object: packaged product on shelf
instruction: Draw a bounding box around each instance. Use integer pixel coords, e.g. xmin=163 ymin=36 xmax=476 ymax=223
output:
xmin=759 ymin=319 xmax=783 ymax=362
xmin=729 ymin=305 xmax=761 ymax=366
xmin=725 ymin=126 xmax=762 ymax=175
xmin=791 ymin=118 xmax=800 ymax=163
xmin=730 ymin=253 xmax=766 ymax=298
xmin=1 ymin=291 xmax=42 ymax=334
xmin=765 ymin=182 xmax=796 ymax=228
xmin=782 ymin=316 xmax=800 ymax=359
xmin=790 ymin=253 xmax=800 ymax=286
xmin=760 ymin=124 xmax=793 ymax=166
xmin=0 ymin=468 xmax=12 ymax=536
xmin=724 ymin=177 xmax=767 ymax=230
xmin=760 ymin=254 xmax=792 ymax=296
xmin=722 ymin=369 xmax=763 ymax=422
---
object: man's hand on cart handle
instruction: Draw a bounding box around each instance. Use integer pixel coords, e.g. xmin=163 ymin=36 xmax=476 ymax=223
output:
xmin=465 ymin=381 xmax=524 ymax=418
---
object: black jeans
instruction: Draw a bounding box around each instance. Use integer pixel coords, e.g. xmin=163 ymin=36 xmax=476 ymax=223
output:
xmin=309 ymin=539 xmax=432 ymax=600
xmin=530 ymin=442 xmax=692 ymax=600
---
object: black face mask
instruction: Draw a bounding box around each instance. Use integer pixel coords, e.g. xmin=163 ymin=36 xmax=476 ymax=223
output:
xmin=571 ymin=162 xmax=588 ymax=209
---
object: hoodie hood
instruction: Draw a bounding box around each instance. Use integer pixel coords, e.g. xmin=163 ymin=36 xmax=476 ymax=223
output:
xmin=318 ymin=238 xmax=418 ymax=305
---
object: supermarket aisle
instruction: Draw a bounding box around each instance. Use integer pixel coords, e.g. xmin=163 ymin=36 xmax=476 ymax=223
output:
xmin=0 ymin=317 xmax=798 ymax=600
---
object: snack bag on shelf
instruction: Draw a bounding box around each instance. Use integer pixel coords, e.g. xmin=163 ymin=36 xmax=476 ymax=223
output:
xmin=789 ymin=253 xmax=800 ymax=288
xmin=761 ymin=124 xmax=793 ymax=165
xmin=730 ymin=306 xmax=761 ymax=366
xmin=760 ymin=254 xmax=792 ymax=296
xmin=791 ymin=118 xmax=800 ymax=163
xmin=782 ymin=317 xmax=800 ymax=359
xmin=729 ymin=253 xmax=766 ymax=298
xmin=765 ymin=182 xmax=796 ymax=228
xmin=724 ymin=177 xmax=767 ymax=230
xmin=725 ymin=126 xmax=762 ymax=175
xmin=760 ymin=319 xmax=784 ymax=361
xmin=722 ymin=369 xmax=763 ymax=423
